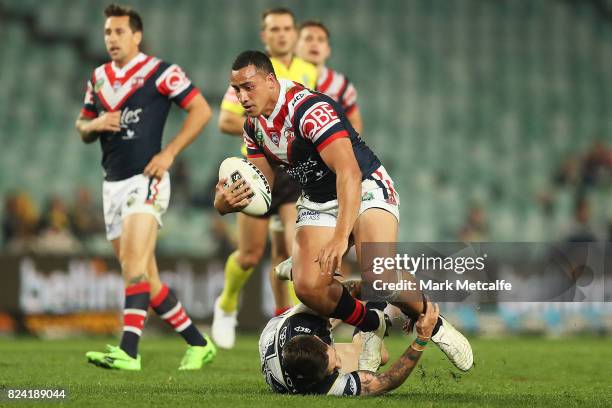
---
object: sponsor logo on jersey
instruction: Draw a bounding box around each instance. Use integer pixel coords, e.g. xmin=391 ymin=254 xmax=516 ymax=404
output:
xmin=131 ymin=76 xmax=145 ymax=89
xmin=279 ymin=326 xmax=288 ymax=348
xmin=361 ymin=192 xmax=374 ymax=202
xmin=94 ymin=78 xmax=105 ymax=92
xmin=255 ymin=129 xmax=264 ymax=145
xmin=294 ymin=326 xmax=312 ymax=334
xmin=297 ymin=210 xmax=320 ymax=224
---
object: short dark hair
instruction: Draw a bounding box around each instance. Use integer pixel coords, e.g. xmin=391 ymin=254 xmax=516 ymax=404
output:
xmin=298 ymin=20 xmax=330 ymax=40
xmin=232 ymin=50 xmax=276 ymax=77
xmin=282 ymin=335 xmax=329 ymax=390
xmin=261 ymin=7 xmax=296 ymax=30
xmin=104 ymin=4 xmax=143 ymax=33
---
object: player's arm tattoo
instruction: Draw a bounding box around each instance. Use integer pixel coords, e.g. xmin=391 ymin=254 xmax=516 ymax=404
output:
xmin=358 ymin=345 xmax=423 ymax=396
xmin=128 ymin=274 xmax=147 ymax=285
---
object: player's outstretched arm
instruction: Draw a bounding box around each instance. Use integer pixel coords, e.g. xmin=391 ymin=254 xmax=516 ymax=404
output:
xmin=358 ymin=302 xmax=439 ymax=396
xmin=218 ymin=109 xmax=245 ymax=136
xmin=75 ymin=111 xmax=121 ymax=144
xmin=144 ymin=93 xmax=211 ymax=179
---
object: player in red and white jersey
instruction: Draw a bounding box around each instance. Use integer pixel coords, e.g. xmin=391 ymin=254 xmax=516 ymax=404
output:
xmin=296 ymin=20 xmax=363 ymax=134
xmin=215 ymin=51 xmax=473 ymax=379
xmin=75 ymin=4 xmax=216 ymax=371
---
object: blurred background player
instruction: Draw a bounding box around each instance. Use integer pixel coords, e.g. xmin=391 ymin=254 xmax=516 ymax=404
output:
xmin=296 ymin=20 xmax=363 ymax=135
xmin=212 ymin=8 xmax=318 ymax=349
xmin=75 ymin=4 xmax=216 ymax=370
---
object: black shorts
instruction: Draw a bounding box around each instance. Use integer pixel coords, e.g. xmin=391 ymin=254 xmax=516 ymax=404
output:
xmin=255 ymin=167 xmax=301 ymax=218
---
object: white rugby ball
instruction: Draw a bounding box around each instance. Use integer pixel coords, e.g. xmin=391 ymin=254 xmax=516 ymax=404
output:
xmin=218 ymin=157 xmax=272 ymax=216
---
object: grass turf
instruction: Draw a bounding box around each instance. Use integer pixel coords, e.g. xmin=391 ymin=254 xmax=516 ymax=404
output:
xmin=0 ymin=335 xmax=610 ymax=407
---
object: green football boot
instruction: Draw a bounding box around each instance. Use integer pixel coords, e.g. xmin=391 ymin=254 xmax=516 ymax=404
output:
xmin=86 ymin=344 xmax=141 ymax=371
xmin=178 ymin=335 xmax=217 ymax=370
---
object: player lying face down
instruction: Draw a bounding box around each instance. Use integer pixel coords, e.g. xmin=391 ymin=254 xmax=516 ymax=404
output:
xmin=260 ymin=300 xmax=439 ymax=396
xmin=217 ymin=51 xmax=473 ymax=374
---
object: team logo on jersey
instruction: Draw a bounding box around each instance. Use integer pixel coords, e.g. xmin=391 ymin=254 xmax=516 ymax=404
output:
xmin=270 ymin=132 xmax=280 ymax=146
xmin=113 ymin=80 xmax=123 ymax=91
xmin=94 ymin=78 xmax=105 ymax=92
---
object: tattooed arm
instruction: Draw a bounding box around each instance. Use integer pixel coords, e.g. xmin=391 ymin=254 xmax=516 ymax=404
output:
xmin=358 ymin=302 xmax=440 ymax=396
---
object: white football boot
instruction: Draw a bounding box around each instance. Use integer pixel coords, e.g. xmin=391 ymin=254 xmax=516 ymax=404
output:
xmin=358 ymin=309 xmax=387 ymax=372
xmin=431 ymin=316 xmax=473 ymax=371
xmin=211 ymin=297 xmax=237 ymax=349
xmin=274 ymin=257 xmax=293 ymax=281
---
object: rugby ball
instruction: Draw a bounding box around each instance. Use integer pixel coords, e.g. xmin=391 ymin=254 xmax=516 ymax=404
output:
xmin=218 ymin=157 xmax=272 ymax=216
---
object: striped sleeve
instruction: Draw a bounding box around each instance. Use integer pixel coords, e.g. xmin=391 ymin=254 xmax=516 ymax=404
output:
xmin=340 ymin=80 xmax=358 ymax=115
xmin=326 ymin=372 xmax=361 ymax=396
xmin=297 ymin=98 xmax=349 ymax=152
xmin=80 ymin=80 xmax=98 ymax=119
xmin=243 ymin=119 xmax=264 ymax=158
xmin=155 ymin=63 xmax=200 ymax=108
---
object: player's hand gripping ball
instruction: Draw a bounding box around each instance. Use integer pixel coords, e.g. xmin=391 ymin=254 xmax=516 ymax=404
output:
xmin=218 ymin=157 xmax=271 ymax=216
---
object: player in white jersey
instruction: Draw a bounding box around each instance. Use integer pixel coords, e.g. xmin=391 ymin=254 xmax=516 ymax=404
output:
xmin=260 ymin=298 xmax=440 ymax=396
xmin=296 ymin=20 xmax=363 ymax=134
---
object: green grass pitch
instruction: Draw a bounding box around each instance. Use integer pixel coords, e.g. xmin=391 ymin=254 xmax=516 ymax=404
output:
xmin=0 ymin=335 xmax=611 ymax=407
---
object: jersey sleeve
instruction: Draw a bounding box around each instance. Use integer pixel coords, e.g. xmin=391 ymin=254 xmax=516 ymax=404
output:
xmin=243 ymin=118 xmax=264 ymax=158
xmin=80 ymin=80 xmax=98 ymax=119
xmin=340 ymin=80 xmax=358 ymax=115
xmin=155 ymin=64 xmax=200 ymax=108
xmin=220 ymin=85 xmax=246 ymax=115
xmin=326 ymin=372 xmax=361 ymax=396
xmin=297 ymin=99 xmax=349 ymax=152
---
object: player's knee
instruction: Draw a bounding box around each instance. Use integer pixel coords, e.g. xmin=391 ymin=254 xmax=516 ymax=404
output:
xmin=236 ymin=248 xmax=264 ymax=269
xmin=293 ymin=279 xmax=322 ymax=305
xmin=121 ymin=257 xmax=149 ymax=280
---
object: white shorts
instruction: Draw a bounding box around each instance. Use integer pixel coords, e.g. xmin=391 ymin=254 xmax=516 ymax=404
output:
xmin=102 ymin=172 xmax=170 ymax=241
xmin=295 ymin=165 xmax=400 ymax=229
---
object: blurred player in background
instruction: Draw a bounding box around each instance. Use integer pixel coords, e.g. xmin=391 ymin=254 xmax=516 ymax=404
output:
xmin=75 ymin=4 xmax=216 ymax=370
xmin=213 ymin=8 xmax=318 ymax=349
xmin=296 ymin=20 xmax=363 ymax=134
xmin=216 ymin=51 xmax=473 ymax=372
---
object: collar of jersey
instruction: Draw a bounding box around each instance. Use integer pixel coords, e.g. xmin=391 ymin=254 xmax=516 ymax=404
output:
xmin=111 ymin=52 xmax=147 ymax=78
xmin=262 ymin=79 xmax=291 ymax=127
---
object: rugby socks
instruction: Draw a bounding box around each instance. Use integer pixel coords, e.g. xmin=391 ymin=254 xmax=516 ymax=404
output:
xmin=330 ymin=287 xmax=380 ymax=332
xmin=120 ymin=282 xmax=150 ymax=358
xmin=218 ymin=251 xmax=254 ymax=313
xmin=150 ymin=284 xmax=206 ymax=347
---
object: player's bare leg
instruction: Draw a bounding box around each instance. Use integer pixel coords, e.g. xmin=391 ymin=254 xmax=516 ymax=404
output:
xmin=147 ymin=256 xmax=215 ymax=369
xmin=353 ymin=208 xmax=473 ymax=371
xmin=213 ymin=213 xmax=268 ymax=349
xmin=268 ymin=203 xmax=296 ymax=315
xmin=334 ymin=334 xmax=389 ymax=373
xmin=86 ymin=214 xmax=157 ymax=370
xmin=292 ymin=226 xmax=386 ymax=335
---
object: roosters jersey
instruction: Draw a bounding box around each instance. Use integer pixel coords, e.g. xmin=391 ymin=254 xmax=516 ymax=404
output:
xmin=243 ymin=79 xmax=380 ymax=203
xmin=80 ymin=53 xmax=199 ymax=181
xmin=259 ymin=308 xmax=361 ymax=396
xmin=316 ymin=66 xmax=358 ymax=115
